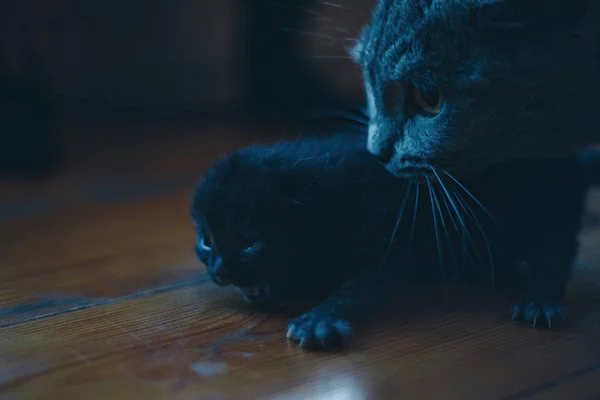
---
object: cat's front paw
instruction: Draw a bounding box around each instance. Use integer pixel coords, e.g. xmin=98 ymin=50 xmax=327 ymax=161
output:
xmin=511 ymin=300 xmax=566 ymax=328
xmin=286 ymin=311 xmax=353 ymax=350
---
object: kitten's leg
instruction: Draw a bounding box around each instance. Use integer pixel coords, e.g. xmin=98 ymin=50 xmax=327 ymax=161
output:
xmin=286 ymin=271 xmax=393 ymax=350
xmin=510 ymin=180 xmax=587 ymax=328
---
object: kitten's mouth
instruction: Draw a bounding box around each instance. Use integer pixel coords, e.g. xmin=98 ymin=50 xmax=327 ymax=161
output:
xmin=236 ymin=283 xmax=272 ymax=303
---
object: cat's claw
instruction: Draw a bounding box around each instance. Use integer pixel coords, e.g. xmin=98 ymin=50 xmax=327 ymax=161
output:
xmin=286 ymin=311 xmax=353 ymax=350
xmin=511 ymin=301 xmax=565 ymax=329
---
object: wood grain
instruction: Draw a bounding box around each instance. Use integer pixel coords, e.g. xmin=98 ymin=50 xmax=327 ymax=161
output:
xmin=1 ymin=121 xmax=600 ymax=399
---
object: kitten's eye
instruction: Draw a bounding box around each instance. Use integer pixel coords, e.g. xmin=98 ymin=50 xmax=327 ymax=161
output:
xmin=240 ymin=241 xmax=259 ymax=256
xmin=201 ymin=235 xmax=212 ymax=249
xmin=198 ymin=226 xmax=213 ymax=248
xmin=413 ymin=86 xmax=443 ymax=115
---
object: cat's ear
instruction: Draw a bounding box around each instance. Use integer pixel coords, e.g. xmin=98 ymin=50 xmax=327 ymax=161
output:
xmin=348 ymin=27 xmax=369 ymax=63
xmin=475 ymin=0 xmax=528 ymax=34
xmin=476 ymin=0 xmax=590 ymax=36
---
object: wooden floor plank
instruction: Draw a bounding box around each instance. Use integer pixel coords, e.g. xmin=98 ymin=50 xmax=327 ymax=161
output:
xmin=1 ymin=121 xmax=600 ymax=399
xmin=0 ymin=120 xmax=282 ymax=324
xmin=0 ymin=188 xmax=198 ymax=323
xmin=1 ymin=273 xmax=599 ymax=400
xmin=525 ymin=369 xmax=600 ymax=400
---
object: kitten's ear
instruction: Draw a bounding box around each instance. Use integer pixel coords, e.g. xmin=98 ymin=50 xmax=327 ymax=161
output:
xmin=276 ymin=175 xmax=305 ymax=207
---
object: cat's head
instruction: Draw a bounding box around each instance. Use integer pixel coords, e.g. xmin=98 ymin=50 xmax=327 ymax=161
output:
xmin=352 ymin=0 xmax=592 ymax=178
xmin=190 ymin=151 xmax=325 ymax=303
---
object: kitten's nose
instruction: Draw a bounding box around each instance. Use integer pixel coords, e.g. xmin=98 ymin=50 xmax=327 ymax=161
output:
xmin=195 ymin=241 xmax=209 ymax=262
xmin=209 ymin=256 xmax=232 ymax=286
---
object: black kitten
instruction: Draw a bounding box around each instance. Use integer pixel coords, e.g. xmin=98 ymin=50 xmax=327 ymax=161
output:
xmin=191 ymin=134 xmax=588 ymax=350
xmin=352 ymin=0 xmax=600 ymax=177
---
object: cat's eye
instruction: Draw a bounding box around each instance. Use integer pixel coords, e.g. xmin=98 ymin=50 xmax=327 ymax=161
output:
xmin=413 ymin=86 xmax=443 ymax=115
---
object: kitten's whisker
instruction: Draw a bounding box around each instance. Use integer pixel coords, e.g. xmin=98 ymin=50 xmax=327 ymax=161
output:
xmin=427 ymin=177 xmax=446 ymax=281
xmin=442 ymin=169 xmax=498 ymax=225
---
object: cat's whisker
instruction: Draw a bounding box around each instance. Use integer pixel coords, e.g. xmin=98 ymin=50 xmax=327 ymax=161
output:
xmin=426 ymin=177 xmax=446 ymax=281
xmin=280 ymin=28 xmax=338 ymax=44
xmin=449 ymin=183 xmax=496 ymax=286
xmin=450 ymin=191 xmax=481 ymax=270
xmin=357 ymin=105 xmax=369 ymax=119
xmin=435 ymin=172 xmax=487 ymax=273
xmin=442 ymin=169 xmax=498 ymax=225
xmin=306 ymin=108 xmax=369 ymax=128
xmin=301 ymin=55 xmax=355 ymax=60
xmin=315 ymin=1 xmax=345 ymax=8
xmin=409 ymin=182 xmax=420 ymax=250
xmin=431 ymin=184 xmax=458 ymax=274
xmin=270 ymin=2 xmax=321 ymax=16
xmin=381 ymin=179 xmax=414 ymax=268
xmin=434 ymin=176 xmax=473 ymax=274
xmin=431 ymin=168 xmax=472 ymax=265
xmin=332 ymin=27 xmax=351 ymax=34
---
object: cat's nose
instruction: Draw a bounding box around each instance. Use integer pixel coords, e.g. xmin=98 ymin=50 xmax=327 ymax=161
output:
xmin=375 ymin=153 xmax=391 ymax=165
xmin=374 ymin=148 xmax=393 ymax=165
xmin=367 ymin=117 xmax=398 ymax=165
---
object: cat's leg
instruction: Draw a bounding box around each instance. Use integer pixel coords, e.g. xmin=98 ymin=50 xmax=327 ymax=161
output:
xmin=510 ymin=179 xmax=587 ymax=328
xmin=286 ymin=270 xmax=394 ymax=350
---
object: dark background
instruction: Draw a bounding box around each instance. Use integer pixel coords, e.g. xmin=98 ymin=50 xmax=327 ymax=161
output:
xmin=1 ymin=0 xmax=375 ymax=115
xmin=0 ymin=0 xmax=377 ymax=176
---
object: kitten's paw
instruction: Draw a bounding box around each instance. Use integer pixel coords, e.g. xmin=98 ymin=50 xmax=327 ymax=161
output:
xmin=511 ymin=301 xmax=566 ymax=329
xmin=286 ymin=311 xmax=353 ymax=350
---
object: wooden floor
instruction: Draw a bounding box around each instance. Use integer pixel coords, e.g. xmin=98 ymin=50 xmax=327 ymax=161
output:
xmin=1 ymin=120 xmax=600 ymax=400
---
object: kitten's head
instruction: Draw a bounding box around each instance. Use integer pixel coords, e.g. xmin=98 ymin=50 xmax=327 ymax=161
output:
xmin=190 ymin=151 xmax=329 ymax=304
xmin=352 ymin=0 xmax=592 ymax=177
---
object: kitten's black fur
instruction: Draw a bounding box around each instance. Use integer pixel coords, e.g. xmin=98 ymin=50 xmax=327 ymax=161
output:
xmin=191 ymin=134 xmax=588 ymax=350
xmin=0 ymin=49 xmax=59 ymax=177
xmin=352 ymin=0 xmax=600 ymax=178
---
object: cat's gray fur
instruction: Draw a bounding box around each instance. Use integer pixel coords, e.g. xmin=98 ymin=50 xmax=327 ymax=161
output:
xmin=352 ymin=0 xmax=600 ymax=177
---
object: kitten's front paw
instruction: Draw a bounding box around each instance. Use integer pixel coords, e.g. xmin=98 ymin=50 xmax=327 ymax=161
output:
xmin=511 ymin=300 xmax=566 ymax=328
xmin=286 ymin=311 xmax=353 ymax=350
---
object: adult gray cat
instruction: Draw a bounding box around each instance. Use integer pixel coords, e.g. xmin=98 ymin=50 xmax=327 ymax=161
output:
xmin=351 ymin=0 xmax=600 ymax=178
